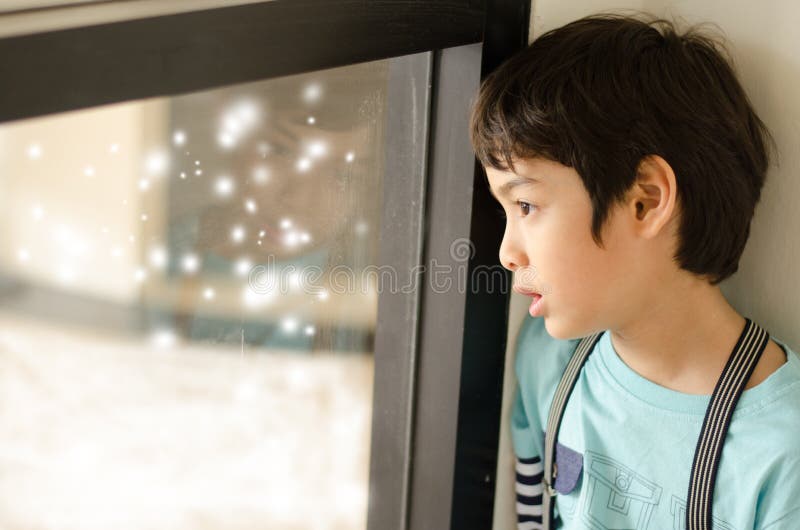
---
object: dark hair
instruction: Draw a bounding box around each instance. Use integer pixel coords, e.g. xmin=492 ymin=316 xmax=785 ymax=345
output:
xmin=469 ymin=11 xmax=777 ymax=285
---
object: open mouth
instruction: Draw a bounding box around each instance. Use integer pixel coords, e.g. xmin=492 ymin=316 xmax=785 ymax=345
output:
xmin=513 ymin=285 xmax=542 ymax=297
xmin=513 ymin=286 xmax=545 ymax=316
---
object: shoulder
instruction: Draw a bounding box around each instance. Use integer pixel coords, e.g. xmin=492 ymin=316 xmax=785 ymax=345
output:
xmin=749 ymin=349 xmax=800 ymax=528
xmin=736 ymin=338 xmax=800 ymax=446
xmin=746 ymin=339 xmax=792 ymax=390
xmin=753 ymin=337 xmax=800 ymax=421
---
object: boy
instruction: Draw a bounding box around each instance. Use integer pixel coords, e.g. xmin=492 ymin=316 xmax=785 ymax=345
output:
xmin=469 ymin=12 xmax=800 ymax=530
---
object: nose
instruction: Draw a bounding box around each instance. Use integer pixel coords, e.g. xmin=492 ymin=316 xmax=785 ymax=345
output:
xmin=498 ymin=226 xmax=526 ymax=272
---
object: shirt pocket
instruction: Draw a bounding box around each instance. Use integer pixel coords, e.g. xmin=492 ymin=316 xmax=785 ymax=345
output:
xmin=554 ymin=441 xmax=584 ymax=519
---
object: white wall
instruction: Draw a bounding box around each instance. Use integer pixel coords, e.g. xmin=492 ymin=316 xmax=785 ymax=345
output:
xmin=493 ymin=2 xmax=800 ymax=528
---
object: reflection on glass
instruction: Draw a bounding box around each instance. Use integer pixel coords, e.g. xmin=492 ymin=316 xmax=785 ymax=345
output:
xmin=0 ymin=58 xmax=390 ymax=530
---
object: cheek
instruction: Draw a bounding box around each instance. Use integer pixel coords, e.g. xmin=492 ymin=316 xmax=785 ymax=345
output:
xmin=538 ymin=208 xmax=615 ymax=304
xmin=534 ymin=197 xmax=632 ymax=337
xmin=517 ymin=216 xmax=580 ymax=293
xmin=557 ymin=210 xmax=635 ymax=316
xmin=539 ymin=231 xmax=615 ymax=339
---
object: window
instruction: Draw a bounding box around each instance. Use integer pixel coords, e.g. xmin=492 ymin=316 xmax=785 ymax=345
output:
xmin=0 ymin=2 xmax=528 ymax=529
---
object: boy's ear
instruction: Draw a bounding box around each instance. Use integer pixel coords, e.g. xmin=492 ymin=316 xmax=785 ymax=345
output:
xmin=629 ymin=154 xmax=680 ymax=238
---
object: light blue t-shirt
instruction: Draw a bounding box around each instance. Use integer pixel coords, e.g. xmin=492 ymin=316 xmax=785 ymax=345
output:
xmin=511 ymin=315 xmax=800 ymax=530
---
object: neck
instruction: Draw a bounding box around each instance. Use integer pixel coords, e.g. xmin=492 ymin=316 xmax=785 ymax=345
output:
xmin=608 ymin=275 xmax=746 ymax=395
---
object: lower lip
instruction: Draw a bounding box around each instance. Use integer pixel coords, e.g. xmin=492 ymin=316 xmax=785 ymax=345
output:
xmin=529 ymin=293 xmax=544 ymax=317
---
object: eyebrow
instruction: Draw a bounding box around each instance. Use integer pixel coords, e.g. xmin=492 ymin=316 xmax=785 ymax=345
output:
xmin=488 ymin=175 xmax=542 ymax=201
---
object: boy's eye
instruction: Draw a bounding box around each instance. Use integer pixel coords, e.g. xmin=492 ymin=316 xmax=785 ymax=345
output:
xmin=517 ymin=200 xmax=535 ymax=217
xmin=495 ymin=201 xmax=536 ymax=220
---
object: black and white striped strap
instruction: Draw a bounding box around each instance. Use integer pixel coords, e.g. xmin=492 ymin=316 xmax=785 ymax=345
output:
xmin=540 ymin=318 xmax=769 ymax=530
xmin=686 ymin=317 xmax=768 ymax=530
xmin=541 ymin=330 xmax=603 ymax=529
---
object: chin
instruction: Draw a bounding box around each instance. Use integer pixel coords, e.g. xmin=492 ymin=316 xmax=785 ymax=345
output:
xmin=542 ymin=317 xmax=565 ymax=340
xmin=543 ymin=318 xmax=594 ymax=342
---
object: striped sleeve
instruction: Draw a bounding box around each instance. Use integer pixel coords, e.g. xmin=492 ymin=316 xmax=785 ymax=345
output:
xmin=512 ymin=381 xmax=564 ymax=529
xmin=511 ymin=382 xmax=545 ymax=529
xmin=515 ymin=454 xmax=544 ymax=529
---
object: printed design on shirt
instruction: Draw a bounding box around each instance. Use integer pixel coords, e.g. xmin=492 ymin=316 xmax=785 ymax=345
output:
xmin=580 ymin=450 xmax=663 ymax=530
xmin=669 ymin=496 xmax=735 ymax=530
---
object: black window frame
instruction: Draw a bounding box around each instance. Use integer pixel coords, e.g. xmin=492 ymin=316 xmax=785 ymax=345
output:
xmin=0 ymin=1 xmax=530 ymax=528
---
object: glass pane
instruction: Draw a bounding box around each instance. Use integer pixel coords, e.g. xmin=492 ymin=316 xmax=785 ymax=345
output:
xmin=0 ymin=56 xmax=403 ymax=530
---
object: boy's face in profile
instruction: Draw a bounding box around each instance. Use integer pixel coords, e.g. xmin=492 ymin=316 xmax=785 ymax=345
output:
xmin=485 ymin=156 xmax=646 ymax=340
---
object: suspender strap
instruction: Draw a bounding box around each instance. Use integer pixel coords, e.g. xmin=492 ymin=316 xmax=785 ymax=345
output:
xmin=542 ymin=331 xmax=604 ymax=529
xmin=540 ymin=318 xmax=769 ymax=530
xmin=686 ymin=317 xmax=768 ymax=530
